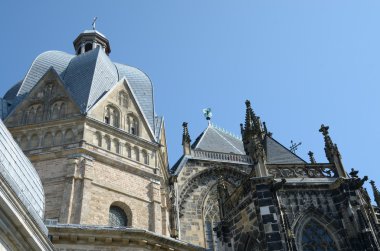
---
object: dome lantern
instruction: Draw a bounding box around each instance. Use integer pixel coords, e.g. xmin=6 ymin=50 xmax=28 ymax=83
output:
xmin=73 ymin=29 xmax=111 ymax=55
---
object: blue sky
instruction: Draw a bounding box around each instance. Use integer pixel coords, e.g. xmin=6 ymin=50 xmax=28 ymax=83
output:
xmin=1 ymin=1 xmax=380 ymax=194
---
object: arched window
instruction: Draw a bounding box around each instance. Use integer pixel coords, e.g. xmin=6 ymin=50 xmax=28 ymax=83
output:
xmin=109 ymin=206 xmax=128 ymax=227
xmin=30 ymin=134 xmax=39 ymax=148
xmin=104 ymin=105 xmax=120 ymax=128
xmin=60 ymin=102 xmax=67 ymax=118
xmin=119 ymin=91 xmax=128 ymax=108
xmin=113 ymin=138 xmax=120 ymax=154
xmin=64 ymin=129 xmax=75 ymax=143
xmin=51 ymin=103 xmax=60 ymax=120
xmin=202 ymin=183 xmax=234 ymax=251
xmin=42 ymin=132 xmax=53 ymax=147
xmin=20 ymin=135 xmax=28 ymax=149
xmin=54 ymin=131 xmax=63 ymax=145
xmin=142 ymin=150 xmax=149 ymax=165
xmin=125 ymin=144 xmax=132 ymax=158
xmin=300 ymin=219 xmax=338 ymax=251
xmin=27 ymin=107 xmax=36 ymax=124
xmin=127 ymin=114 xmax=139 ymax=136
xmin=35 ymin=105 xmax=43 ymax=123
xmin=93 ymin=132 xmax=102 ymax=147
xmin=104 ymin=135 xmax=111 ymax=151
xmin=133 ymin=146 xmax=139 ymax=161
xmin=85 ymin=43 xmax=92 ymax=52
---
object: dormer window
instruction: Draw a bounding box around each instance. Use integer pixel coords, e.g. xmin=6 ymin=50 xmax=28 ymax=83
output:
xmin=127 ymin=114 xmax=139 ymax=136
xmin=104 ymin=105 xmax=120 ymax=127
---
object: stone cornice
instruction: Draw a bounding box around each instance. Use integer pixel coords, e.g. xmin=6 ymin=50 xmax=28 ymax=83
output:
xmin=48 ymin=224 xmax=204 ymax=251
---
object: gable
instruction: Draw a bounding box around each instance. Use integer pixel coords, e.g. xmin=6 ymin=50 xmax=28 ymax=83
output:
xmin=4 ymin=68 xmax=81 ymax=127
xmin=192 ymin=125 xmax=245 ymax=155
xmin=87 ymin=78 xmax=155 ymax=142
xmin=265 ymin=136 xmax=306 ymax=164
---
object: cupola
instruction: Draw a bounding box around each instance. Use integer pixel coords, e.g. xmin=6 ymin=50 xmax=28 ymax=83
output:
xmin=73 ymin=29 xmax=111 ymax=55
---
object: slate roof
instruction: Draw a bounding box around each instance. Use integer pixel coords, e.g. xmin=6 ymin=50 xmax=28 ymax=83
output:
xmin=264 ymin=136 xmax=306 ymax=164
xmin=192 ymin=124 xmax=245 ymax=154
xmin=0 ymin=119 xmax=47 ymax=233
xmin=3 ymin=47 xmax=156 ymax=133
xmin=172 ymin=123 xmax=306 ymax=173
xmin=191 ymin=123 xmax=305 ymax=163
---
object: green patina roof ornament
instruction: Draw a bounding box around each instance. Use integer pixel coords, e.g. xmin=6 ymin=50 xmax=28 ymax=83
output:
xmin=203 ymin=108 xmax=212 ymax=123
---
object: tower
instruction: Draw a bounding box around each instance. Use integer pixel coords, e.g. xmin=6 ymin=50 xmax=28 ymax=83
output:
xmin=1 ymin=28 xmax=199 ymax=250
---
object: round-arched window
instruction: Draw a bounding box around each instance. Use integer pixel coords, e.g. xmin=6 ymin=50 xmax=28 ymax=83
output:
xmin=85 ymin=43 xmax=93 ymax=52
xmin=109 ymin=206 xmax=128 ymax=227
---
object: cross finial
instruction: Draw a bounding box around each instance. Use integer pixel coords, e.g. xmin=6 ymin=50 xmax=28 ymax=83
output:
xmin=92 ymin=17 xmax=98 ymax=30
xmin=319 ymin=124 xmax=329 ymax=136
xmin=290 ymin=140 xmax=302 ymax=153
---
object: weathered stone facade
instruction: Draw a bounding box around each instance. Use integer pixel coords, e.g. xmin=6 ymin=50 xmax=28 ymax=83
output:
xmin=2 ymin=27 xmax=380 ymax=251
xmin=1 ymin=29 xmax=178 ymax=250
xmin=212 ymin=101 xmax=380 ymax=251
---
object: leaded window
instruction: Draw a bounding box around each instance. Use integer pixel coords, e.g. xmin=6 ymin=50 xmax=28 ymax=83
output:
xmin=301 ymin=219 xmax=338 ymax=251
xmin=109 ymin=206 xmax=128 ymax=227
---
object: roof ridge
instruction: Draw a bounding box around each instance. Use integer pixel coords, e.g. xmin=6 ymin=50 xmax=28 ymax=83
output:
xmin=210 ymin=122 xmax=242 ymax=140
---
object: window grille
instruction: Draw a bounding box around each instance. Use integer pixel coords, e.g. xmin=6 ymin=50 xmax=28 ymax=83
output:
xmin=109 ymin=206 xmax=128 ymax=227
xmin=301 ymin=219 xmax=337 ymax=251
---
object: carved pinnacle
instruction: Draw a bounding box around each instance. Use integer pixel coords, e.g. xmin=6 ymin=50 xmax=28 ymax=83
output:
xmin=308 ymin=151 xmax=316 ymax=164
xmin=370 ymin=180 xmax=380 ymax=207
xmin=182 ymin=122 xmax=191 ymax=144
xmin=319 ymin=124 xmax=336 ymax=163
xmin=240 ymin=123 xmax=244 ymax=137
xmin=244 ymin=100 xmax=253 ymax=131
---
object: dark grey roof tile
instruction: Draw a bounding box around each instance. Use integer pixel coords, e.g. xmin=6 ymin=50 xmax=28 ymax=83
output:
xmin=265 ymin=136 xmax=306 ymax=164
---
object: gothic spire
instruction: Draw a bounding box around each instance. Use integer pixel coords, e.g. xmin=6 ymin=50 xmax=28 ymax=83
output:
xmin=242 ymin=100 xmax=267 ymax=176
xmin=370 ymin=180 xmax=380 ymax=207
xmin=244 ymin=100 xmax=262 ymax=136
xmin=244 ymin=100 xmax=254 ymax=131
xmin=308 ymin=151 xmax=316 ymax=164
xmin=318 ymin=124 xmax=347 ymax=177
xmin=319 ymin=124 xmax=338 ymax=163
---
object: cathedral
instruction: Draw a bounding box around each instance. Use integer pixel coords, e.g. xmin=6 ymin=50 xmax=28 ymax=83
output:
xmin=0 ymin=28 xmax=379 ymax=251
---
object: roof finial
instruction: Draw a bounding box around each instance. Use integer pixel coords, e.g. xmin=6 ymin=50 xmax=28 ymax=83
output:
xmin=319 ymin=124 xmax=336 ymax=163
xmin=370 ymin=180 xmax=380 ymax=207
xmin=203 ymin=108 xmax=212 ymax=125
xmin=290 ymin=140 xmax=302 ymax=153
xmin=92 ymin=17 xmax=98 ymax=30
xmin=308 ymin=151 xmax=316 ymax=164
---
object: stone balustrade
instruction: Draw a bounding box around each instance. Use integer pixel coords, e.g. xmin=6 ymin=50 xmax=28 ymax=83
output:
xmin=192 ymin=150 xmax=252 ymax=164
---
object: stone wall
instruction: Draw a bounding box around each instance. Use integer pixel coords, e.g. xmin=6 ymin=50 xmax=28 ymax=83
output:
xmin=176 ymin=159 xmax=251 ymax=248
